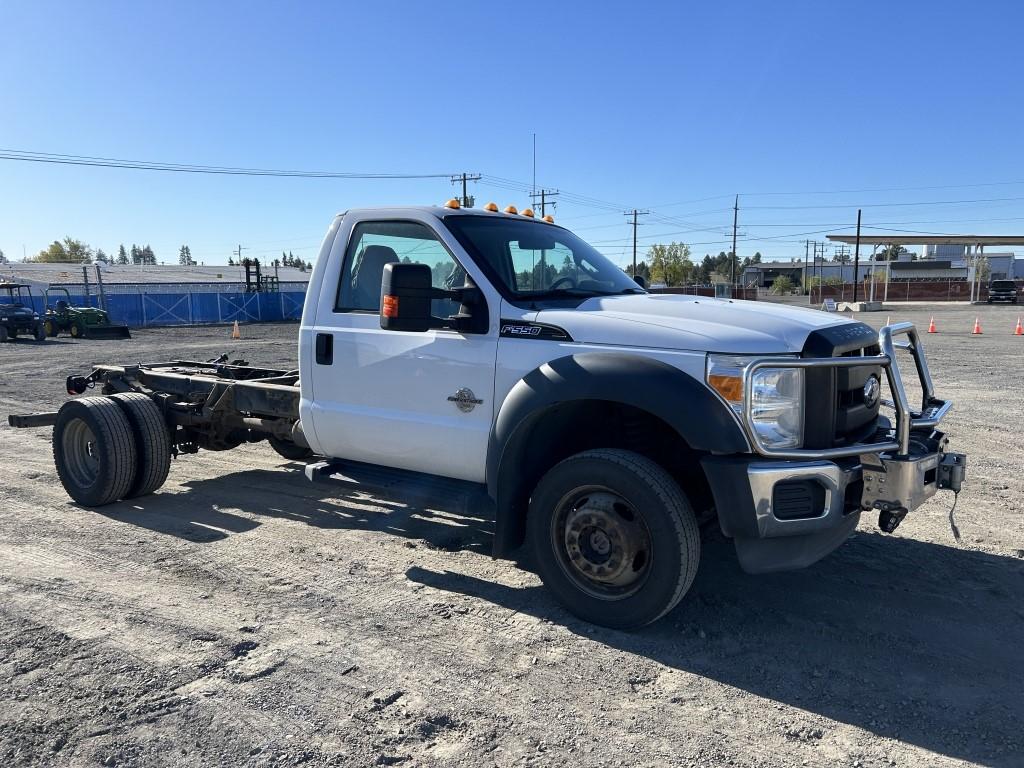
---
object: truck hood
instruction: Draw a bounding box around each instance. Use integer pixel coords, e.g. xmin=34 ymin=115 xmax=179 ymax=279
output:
xmin=535 ymin=294 xmax=854 ymax=354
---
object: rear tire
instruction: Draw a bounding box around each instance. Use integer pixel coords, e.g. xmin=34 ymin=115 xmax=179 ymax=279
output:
xmin=43 ymin=319 xmax=58 ymax=337
xmin=268 ymin=434 xmax=313 ymax=461
xmin=70 ymin=322 xmax=84 ymax=339
xmin=527 ymin=448 xmax=700 ymax=629
xmin=0 ymin=326 xmax=7 ymax=342
xmin=109 ymin=393 xmax=172 ymax=498
xmin=53 ymin=397 xmax=138 ymax=506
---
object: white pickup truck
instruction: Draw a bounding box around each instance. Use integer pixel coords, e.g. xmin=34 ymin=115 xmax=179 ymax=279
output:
xmin=9 ymin=202 xmax=967 ymax=628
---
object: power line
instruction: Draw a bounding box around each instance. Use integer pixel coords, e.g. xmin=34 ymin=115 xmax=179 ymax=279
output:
xmin=0 ymin=149 xmax=455 ymax=179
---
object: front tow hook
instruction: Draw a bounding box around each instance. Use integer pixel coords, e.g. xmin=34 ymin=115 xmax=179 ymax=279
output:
xmin=878 ymin=507 xmax=909 ymax=533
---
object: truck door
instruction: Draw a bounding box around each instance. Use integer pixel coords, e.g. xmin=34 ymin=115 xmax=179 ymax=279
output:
xmin=305 ymin=216 xmax=497 ymax=483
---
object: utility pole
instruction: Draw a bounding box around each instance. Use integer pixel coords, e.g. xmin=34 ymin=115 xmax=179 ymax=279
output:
xmin=730 ymin=195 xmax=739 ymax=285
xmin=450 ymin=173 xmax=481 ymax=208
xmin=624 ymin=209 xmax=650 ymax=279
xmin=852 ymin=208 xmax=862 ymax=303
xmin=529 ymin=188 xmax=559 ymax=217
xmin=804 ymin=240 xmax=810 ymax=303
xmin=234 ymin=244 xmax=245 ymax=265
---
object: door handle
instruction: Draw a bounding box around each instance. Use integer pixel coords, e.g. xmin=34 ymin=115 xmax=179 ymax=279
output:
xmin=315 ymin=332 xmax=333 ymax=365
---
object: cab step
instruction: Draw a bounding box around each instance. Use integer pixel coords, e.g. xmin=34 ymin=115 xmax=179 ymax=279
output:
xmin=304 ymin=459 xmax=492 ymax=517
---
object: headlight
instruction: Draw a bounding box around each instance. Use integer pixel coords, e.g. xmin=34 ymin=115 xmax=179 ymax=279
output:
xmin=706 ymin=355 xmax=804 ymax=449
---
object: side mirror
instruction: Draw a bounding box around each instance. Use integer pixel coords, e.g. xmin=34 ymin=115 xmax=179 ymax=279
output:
xmin=380 ymin=262 xmax=434 ymax=332
xmin=633 ymin=274 xmax=647 ymax=289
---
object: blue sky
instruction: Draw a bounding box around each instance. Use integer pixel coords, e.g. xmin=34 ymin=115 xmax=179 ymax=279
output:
xmin=2 ymin=1 xmax=1023 ymax=267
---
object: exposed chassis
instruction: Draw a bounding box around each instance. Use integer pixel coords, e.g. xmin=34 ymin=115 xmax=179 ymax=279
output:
xmin=8 ymin=359 xmax=305 ymax=452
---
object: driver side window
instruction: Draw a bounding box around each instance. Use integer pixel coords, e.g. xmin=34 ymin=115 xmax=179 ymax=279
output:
xmin=335 ymin=220 xmax=465 ymax=314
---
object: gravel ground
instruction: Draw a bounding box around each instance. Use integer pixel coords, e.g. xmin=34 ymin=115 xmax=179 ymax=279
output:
xmin=0 ymin=305 xmax=1021 ymax=768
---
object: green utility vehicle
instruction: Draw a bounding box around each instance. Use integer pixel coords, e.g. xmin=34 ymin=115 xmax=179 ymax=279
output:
xmin=43 ymin=288 xmax=131 ymax=339
xmin=0 ymin=282 xmax=47 ymax=342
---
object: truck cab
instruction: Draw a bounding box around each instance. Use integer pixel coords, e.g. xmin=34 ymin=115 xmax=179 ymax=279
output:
xmin=296 ymin=203 xmax=966 ymax=627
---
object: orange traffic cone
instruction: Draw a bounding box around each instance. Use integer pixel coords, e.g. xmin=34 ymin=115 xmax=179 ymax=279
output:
xmin=971 ymin=317 xmax=983 ymax=335
xmin=927 ymin=316 xmax=937 ymax=333
xmin=1014 ymin=316 xmax=1023 ymax=336
xmin=231 ymin=320 xmax=241 ymax=340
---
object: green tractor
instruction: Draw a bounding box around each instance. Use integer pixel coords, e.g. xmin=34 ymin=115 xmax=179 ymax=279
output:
xmin=43 ymin=287 xmax=131 ymax=340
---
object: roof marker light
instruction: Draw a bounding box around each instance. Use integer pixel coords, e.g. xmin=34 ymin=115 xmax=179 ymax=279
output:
xmin=522 ymin=208 xmax=535 ymax=218
xmin=444 ymin=198 xmax=461 ymax=209
xmin=543 ymin=214 xmax=555 ymax=223
xmin=503 ymin=205 xmax=519 ymax=215
xmin=483 ymin=202 xmax=499 ymax=212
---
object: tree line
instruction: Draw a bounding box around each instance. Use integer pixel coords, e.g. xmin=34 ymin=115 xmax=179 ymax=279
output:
xmin=626 ymin=243 xmax=763 ymax=286
xmin=14 ymin=239 xmax=312 ymax=270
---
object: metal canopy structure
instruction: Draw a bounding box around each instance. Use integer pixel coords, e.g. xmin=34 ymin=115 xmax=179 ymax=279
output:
xmin=825 ymin=233 xmax=1023 ymax=302
xmin=827 ymin=234 xmax=1024 ymax=246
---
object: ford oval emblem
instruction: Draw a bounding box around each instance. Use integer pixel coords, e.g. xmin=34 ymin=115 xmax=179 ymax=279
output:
xmin=863 ymin=375 xmax=881 ymax=408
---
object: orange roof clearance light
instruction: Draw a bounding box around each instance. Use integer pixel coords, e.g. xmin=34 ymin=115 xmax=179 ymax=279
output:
xmin=542 ymin=215 xmax=555 ymax=224
xmin=503 ymin=205 xmax=519 ymax=215
xmin=483 ymin=202 xmax=499 ymax=212
xmin=522 ymin=208 xmax=535 ymax=218
xmin=444 ymin=198 xmax=461 ymax=209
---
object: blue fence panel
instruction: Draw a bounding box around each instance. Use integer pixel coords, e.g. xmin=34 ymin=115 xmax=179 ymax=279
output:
xmin=107 ymin=294 xmax=144 ymax=326
xmin=141 ymin=293 xmax=193 ymax=326
xmin=25 ymin=287 xmax=309 ymax=327
xmin=217 ymin=293 xmax=262 ymax=323
xmin=281 ymin=291 xmax=306 ymax=320
xmin=257 ymin=292 xmax=283 ymax=322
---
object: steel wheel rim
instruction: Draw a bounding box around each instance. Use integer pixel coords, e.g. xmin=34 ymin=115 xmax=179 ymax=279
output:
xmin=62 ymin=418 xmax=101 ymax=489
xmin=550 ymin=486 xmax=653 ymax=601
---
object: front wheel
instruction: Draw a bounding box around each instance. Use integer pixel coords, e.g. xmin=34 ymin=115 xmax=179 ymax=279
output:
xmin=69 ymin=322 xmax=84 ymax=339
xmin=43 ymin=319 xmax=58 ymax=337
xmin=527 ymin=449 xmax=700 ymax=629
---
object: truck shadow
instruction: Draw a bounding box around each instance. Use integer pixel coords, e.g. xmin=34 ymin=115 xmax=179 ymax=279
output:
xmin=97 ymin=465 xmax=493 ymax=553
xmin=96 ymin=466 xmax=1023 ymax=764
xmin=407 ymin=532 xmax=1024 ymax=767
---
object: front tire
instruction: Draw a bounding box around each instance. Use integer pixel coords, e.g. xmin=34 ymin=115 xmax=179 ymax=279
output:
xmin=43 ymin=319 xmax=58 ymax=337
xmin=70 ymin=322 xmax=84 ymax=339
xmin=527 ymin=449 xmax=700 ymax=629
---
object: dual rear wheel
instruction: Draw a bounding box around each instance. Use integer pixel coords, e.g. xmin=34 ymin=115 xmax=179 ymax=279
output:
xmin=53 ymin=394 xmax=172 ymax=506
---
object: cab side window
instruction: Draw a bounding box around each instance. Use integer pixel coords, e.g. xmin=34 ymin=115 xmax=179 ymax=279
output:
xmin=335 ymin=220 xmax=465 ymax=314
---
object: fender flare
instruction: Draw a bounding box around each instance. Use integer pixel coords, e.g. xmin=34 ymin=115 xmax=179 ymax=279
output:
xmin=486 ymin=352 xmax=749 ymax=556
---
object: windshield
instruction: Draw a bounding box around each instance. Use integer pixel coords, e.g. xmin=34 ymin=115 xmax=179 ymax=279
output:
xmin=0 ymin=287 xmax=28 ymax=307
xmin=445 ymin=215 xmax=643 ymax=300
xmin=991 ymin=280 xmax=1015 ymax=290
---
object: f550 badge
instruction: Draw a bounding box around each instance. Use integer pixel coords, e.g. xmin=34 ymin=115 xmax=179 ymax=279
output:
xmin=501 ymin=324 xmax=542 ymax=336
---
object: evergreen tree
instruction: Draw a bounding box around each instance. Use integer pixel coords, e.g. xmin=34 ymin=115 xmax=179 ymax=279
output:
xmin=130 ymin=244 xmax=141 ymax=264
xmin=179 ymin=245 xmax=194 ymax=266
xmin=117 ymin=244 xmax=129 ymax=265
xmin=95 ymin=248 xmax=108 ymax=264
xmin=142 ymin=245 xmax=156 ymax=265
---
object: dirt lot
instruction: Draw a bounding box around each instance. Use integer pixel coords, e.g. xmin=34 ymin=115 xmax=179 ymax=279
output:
xmin=1 ymin=305 xmax=1022 ymax=768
